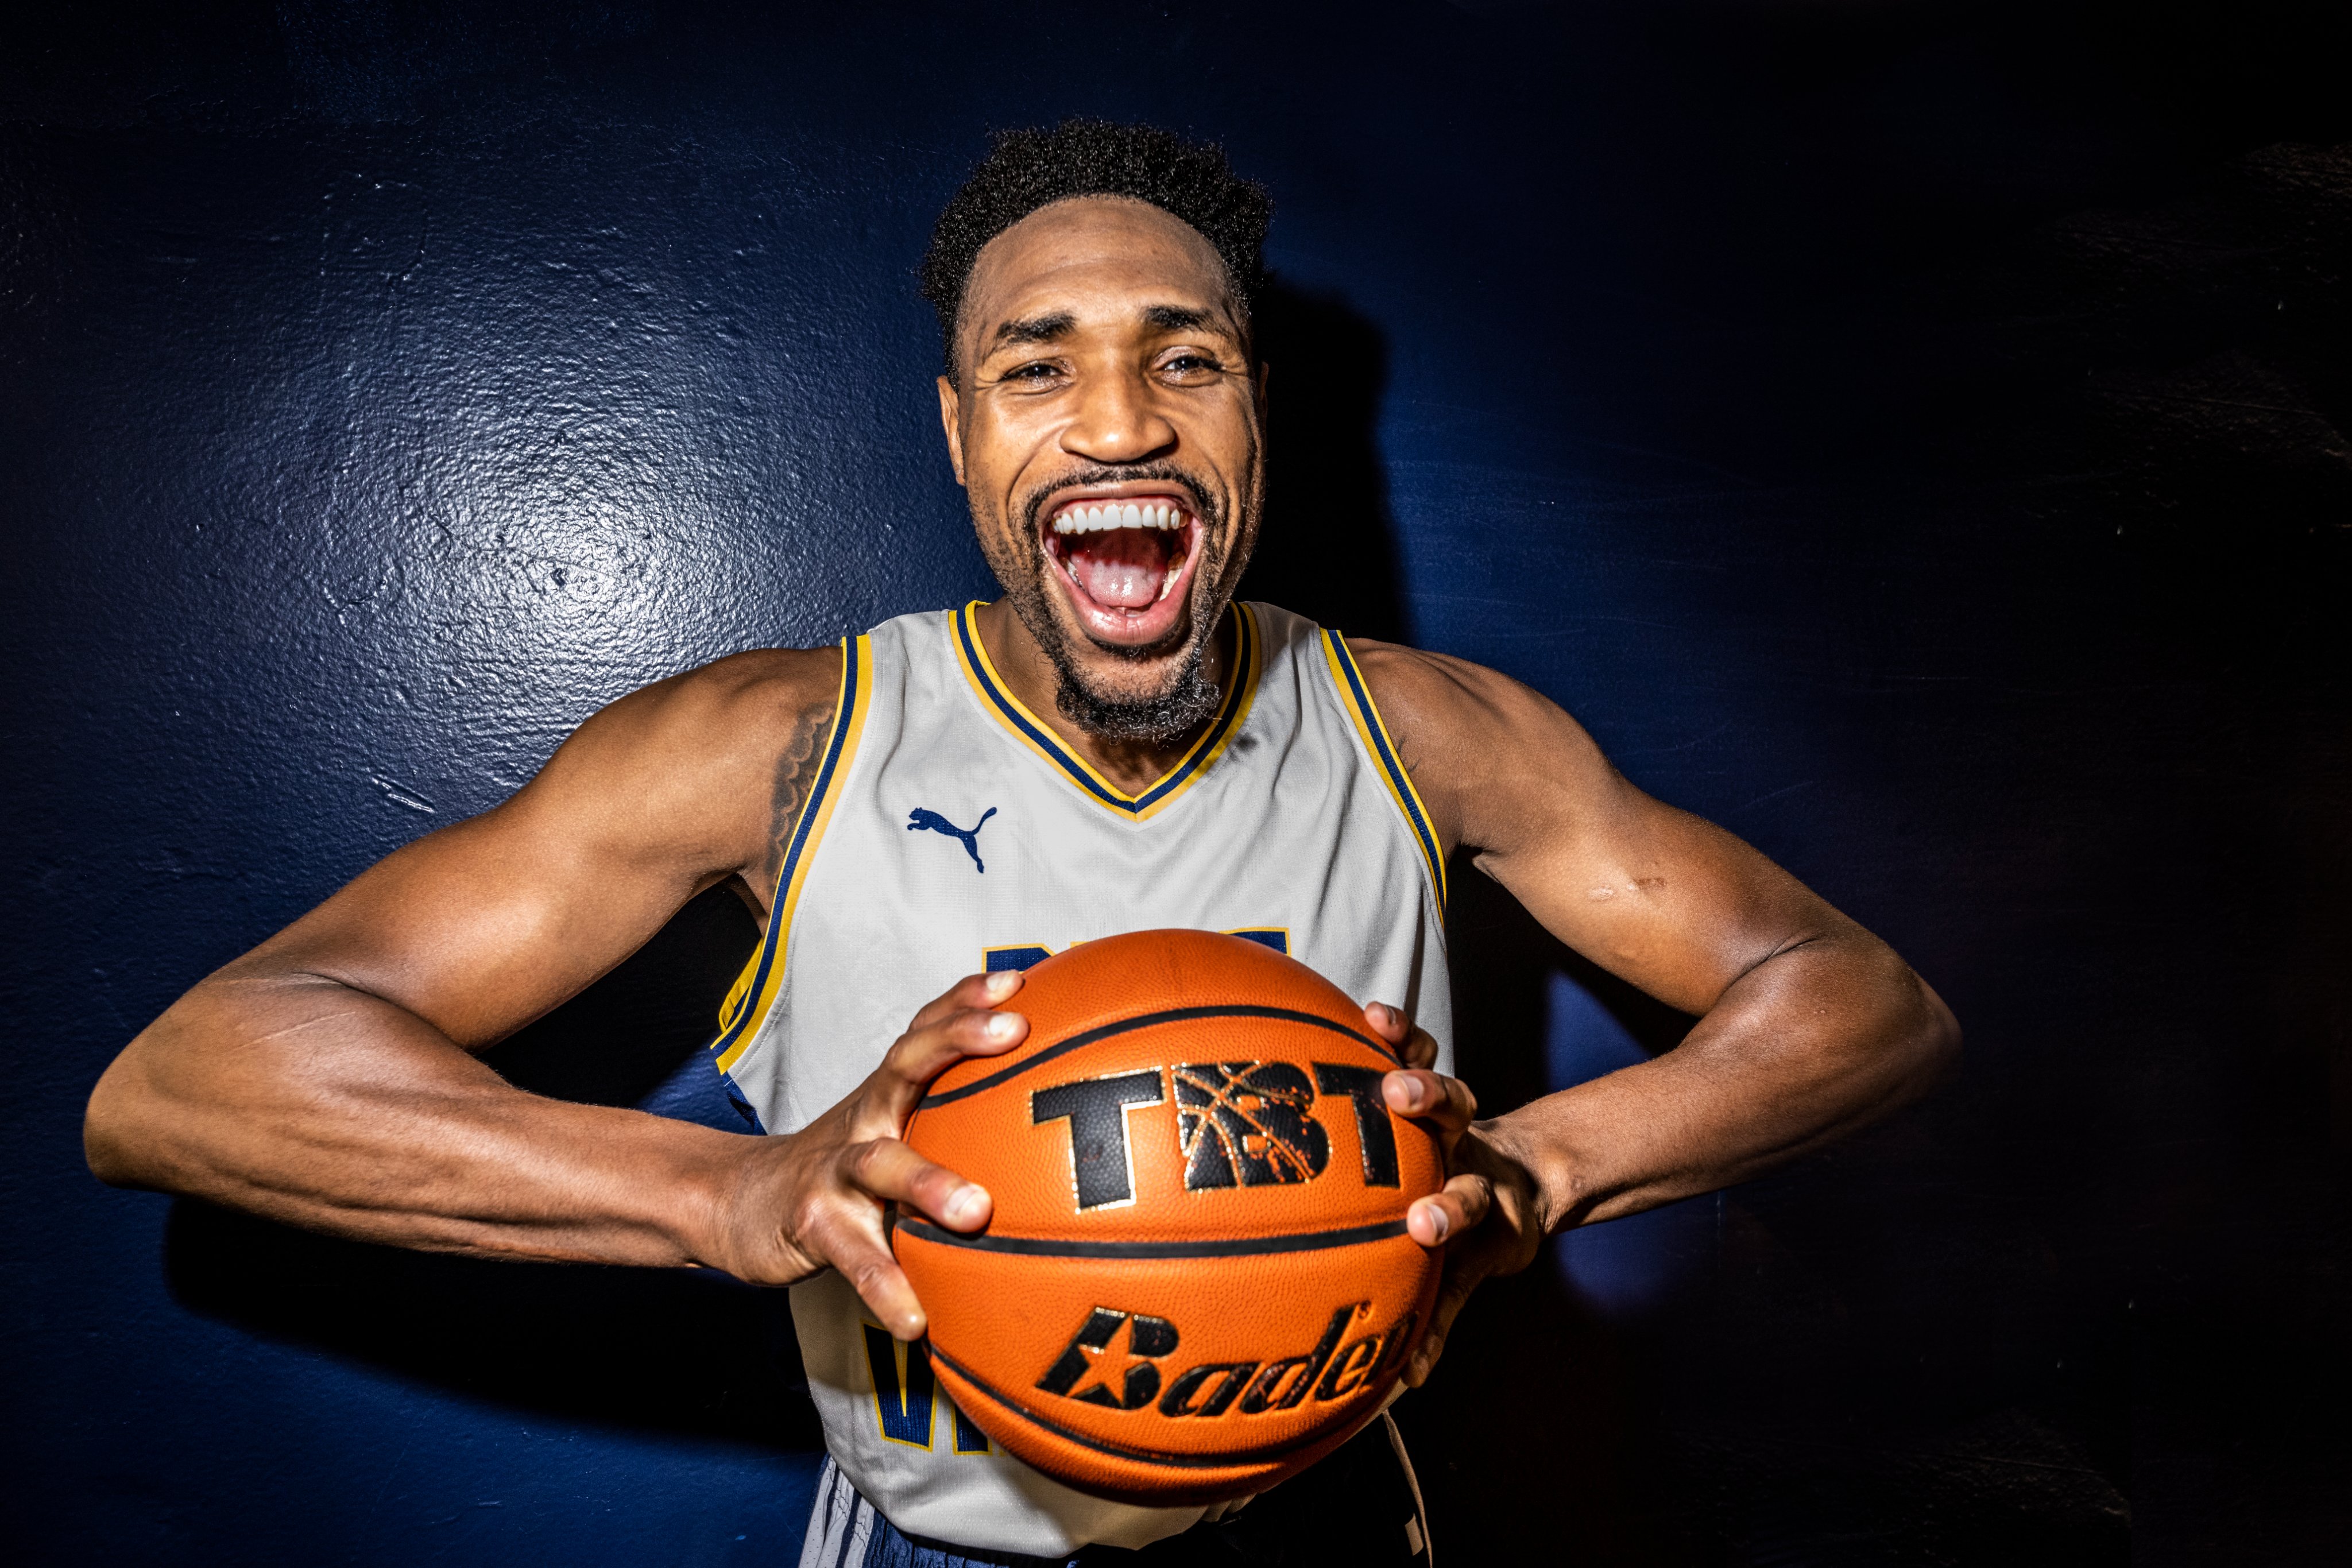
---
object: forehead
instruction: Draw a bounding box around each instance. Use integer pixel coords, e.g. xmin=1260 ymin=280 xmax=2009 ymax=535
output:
xmin=961 ymin=196 xmax=1237 ymax=346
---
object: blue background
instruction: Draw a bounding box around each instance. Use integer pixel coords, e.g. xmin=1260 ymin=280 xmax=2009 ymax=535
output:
xmin=5 ymin=3 xmax=2347 ymax=1562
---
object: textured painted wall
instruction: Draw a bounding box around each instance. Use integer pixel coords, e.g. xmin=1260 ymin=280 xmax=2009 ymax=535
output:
xmin=5 ymin=3 xmax=2347 ymax=1563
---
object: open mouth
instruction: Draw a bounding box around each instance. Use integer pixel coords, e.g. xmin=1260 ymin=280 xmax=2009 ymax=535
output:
xmin=1039 ymin=491 xmax=1206 ymax=646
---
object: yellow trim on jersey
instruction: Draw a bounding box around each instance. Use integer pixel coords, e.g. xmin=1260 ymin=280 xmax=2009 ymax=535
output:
xmin=1321 ymin=630 xmax=1449 ymax=911
xmin=949 ymin=601 xmax=1260 ymax=822
xmin=710 ymin=635 xmax=873 ymax=1077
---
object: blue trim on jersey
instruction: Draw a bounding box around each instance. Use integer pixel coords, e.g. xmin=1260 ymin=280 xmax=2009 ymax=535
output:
xmin=719 ymin=1077 xmax=768 ymax=1134
xmin=705 ymin=634 xmax=864 ymax=1098
xmin=953 ymin=603 xmax=1254 ymax=816
xmin=1325 ymin=630 xmax=1447 ymax=906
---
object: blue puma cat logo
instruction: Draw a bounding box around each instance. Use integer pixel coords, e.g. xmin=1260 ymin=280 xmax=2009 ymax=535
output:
xmin=907 ymin=807 xmax=998 ymax=873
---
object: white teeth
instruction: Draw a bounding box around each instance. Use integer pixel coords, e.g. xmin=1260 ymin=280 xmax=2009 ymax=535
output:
xmin=1049 ymin=500 xmax=1190 ymax=536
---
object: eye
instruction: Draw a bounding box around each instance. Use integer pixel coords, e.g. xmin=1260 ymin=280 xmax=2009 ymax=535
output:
xmin=1158 ymin=351 xmax=1225 ymax=382
xmin=997 ymin=359 xmax=1068 ymax=385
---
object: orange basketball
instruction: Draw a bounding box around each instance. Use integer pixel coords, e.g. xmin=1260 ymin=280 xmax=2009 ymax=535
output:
xmin=896 ymin=928 xmax=1442 ymax=1505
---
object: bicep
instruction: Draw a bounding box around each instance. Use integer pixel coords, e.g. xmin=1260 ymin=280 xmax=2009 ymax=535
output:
xmin=244 ymin=802 xmax=725 ymax=1050
xmin=226 ymin=659 xmax=811 ymax=1048
xmin=1477 ymin=780 xmax=1836 ymax=1015
xmin=1370 ymin=645 xmax=1839 ymax=1015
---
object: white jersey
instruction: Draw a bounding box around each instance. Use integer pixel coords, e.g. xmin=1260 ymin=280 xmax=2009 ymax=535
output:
xmin=707 ymin=600 xmax=1451 ymax=1557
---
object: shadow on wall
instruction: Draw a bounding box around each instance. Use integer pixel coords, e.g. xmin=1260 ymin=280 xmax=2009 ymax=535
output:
xmin=1243 ymin=278 xmax=1411 ymax=644
xmin=164 ymin=885 xmax=819 ymax=1448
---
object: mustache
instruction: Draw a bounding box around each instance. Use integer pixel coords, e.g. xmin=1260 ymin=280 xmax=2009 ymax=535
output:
xmin=1016 ymin=463 xmax=1220 ymax=541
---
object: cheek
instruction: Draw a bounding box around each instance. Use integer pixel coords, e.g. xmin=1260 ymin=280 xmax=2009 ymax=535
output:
xmin=1191 ymin=390 xmax=1264 ymax=480
xmin=965 ymin=404 xmax=1063 ymax=489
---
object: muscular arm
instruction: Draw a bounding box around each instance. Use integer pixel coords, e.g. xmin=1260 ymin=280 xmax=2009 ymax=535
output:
xmin=84 ymin=649 xmax=834 ymax=1265
xmin=1356 ymin=642 xmax=1959 ymax=1371
xmin=86 ymin=648 xmax=1011 ymax=1335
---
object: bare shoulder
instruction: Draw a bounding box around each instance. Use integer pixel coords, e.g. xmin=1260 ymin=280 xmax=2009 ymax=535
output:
xmin=605 ymin=644 xmax=841 ymax=746
xmin=508 ymin=644 xmax=845 ymax=884
xmin=1344 ymin=637 xmax=1616 ymax=857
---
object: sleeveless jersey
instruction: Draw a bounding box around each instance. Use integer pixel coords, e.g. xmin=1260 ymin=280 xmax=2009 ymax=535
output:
xmin=706 ymin=601 xmax=1452 ymax=1557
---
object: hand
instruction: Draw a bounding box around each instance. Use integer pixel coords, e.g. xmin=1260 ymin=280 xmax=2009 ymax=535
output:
xmin=1359 ymin=1001 xmax=1548 ymax=1388
xmin=704 ymin=970 xmax=1029 ymax=1339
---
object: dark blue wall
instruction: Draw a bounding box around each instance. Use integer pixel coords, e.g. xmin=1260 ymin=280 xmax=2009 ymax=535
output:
xmin=5 ymin=4 xmax=2347 ymax=1563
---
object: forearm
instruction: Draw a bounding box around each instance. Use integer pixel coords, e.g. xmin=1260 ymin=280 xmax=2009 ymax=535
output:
xmin=86 ymin=971 xmax=749 ymax=1267
xmin=1491 ymin=932 xmax=1958 ymax=1232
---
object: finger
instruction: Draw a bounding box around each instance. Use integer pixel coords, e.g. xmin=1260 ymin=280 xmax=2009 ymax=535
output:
xmin=872 ymin=1005 xmax=1031 ymax=1118
xmin=903 ymin=969 xmax=1024 ymax=1033
xmin=1406 ymin=1171 xmax=1493 ymax=1249
xmin=807 ymin=1208 xmax=930 ymax=1341
xmin=1360 ymin=1002 xmax=1441 ymax=1074
xmin=842 ymin=1138 xmax=992 ymax=1232
xmin=1382 ymin=1068 xmax=1476 ymax=1132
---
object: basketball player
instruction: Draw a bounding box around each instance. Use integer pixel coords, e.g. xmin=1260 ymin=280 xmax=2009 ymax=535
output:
xmin=85 ymin=123 xmax=1958 ymax=1565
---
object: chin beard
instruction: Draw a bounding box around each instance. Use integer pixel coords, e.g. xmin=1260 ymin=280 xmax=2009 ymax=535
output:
xmin=1050 ymin=628 xmax=1226 ymax=745
xmin=990 ymin=562 xmax=1229 ymax=745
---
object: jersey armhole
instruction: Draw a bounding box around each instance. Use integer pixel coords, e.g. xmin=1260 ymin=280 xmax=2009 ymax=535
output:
xmin=1319 ymin=629 xmax=1449 ymax=913
xmin=708 ymin=634 xmax=876 ymax=1112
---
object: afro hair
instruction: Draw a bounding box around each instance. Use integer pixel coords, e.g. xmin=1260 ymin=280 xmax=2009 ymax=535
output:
xmin=919 ymin=119 xmax=1272 ymax=377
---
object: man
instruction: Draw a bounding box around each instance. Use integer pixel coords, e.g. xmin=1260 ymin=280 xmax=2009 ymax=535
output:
xmin=86 ymin=122 xmax=1957 ymax=1564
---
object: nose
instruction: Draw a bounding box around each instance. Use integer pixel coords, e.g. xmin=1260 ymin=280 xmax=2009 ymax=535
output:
xmin=1059 ymin=362 xmax=1177 ymax=466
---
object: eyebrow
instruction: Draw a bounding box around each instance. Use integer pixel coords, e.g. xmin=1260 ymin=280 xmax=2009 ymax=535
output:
xmin=989 ymin=312 xmax=1076 ymax=350
xmin=984 ymin=303 xmax=1231 ymax=355
xmin=1142 ymin=303 xmax=1217 ymax=332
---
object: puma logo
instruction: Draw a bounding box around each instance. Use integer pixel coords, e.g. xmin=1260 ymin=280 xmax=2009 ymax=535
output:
xmin=907 ymin=807 xmax=997 ymax=873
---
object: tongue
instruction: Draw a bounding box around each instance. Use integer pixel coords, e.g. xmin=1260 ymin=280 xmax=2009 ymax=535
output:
xmin=1069 ymin=529 xmax=1171 ymax=610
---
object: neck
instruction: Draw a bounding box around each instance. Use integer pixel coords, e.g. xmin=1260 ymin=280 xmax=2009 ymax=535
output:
xmin=973 ymin=599 xmax=1235 ymax=795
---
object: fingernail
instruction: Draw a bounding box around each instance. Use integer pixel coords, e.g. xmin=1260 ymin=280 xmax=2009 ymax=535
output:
xmin=1424 ymin=1204 xmax=1449 ymax=1242
xmin=985 ymin=971 xmax=1020 ymax=1000
xmin=947 ymin=1185 xmax=984 ymax=1224
xmin=986 ymin=1012 xmax=1022 ymax=1042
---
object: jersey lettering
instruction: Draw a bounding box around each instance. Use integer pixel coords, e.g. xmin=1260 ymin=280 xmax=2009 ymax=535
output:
xmin=862 ymin=1322 xmax=935 ymax=1447
xmin=862 ymin=1322 xmax=991 ymax=1454
xmin=980 ymin=927 xmax=1286 ymax=975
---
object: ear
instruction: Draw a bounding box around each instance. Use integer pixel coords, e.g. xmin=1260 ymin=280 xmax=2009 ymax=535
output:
xmin=936 ymin=374 xmax=967 ymax=486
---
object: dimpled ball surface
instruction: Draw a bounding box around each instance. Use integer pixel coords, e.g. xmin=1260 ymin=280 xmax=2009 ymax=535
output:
xmin=898 ymin=928 xmax=1442 ymax=1504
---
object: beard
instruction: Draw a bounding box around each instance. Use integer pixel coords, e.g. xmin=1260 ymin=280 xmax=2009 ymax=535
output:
xmin=1047 ymin=621 xmax=1225 ymax=745
xmin=981 ymin=461 xmax=1251 ymax=746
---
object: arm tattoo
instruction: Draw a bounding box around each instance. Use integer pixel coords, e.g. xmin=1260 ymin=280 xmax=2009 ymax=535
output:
xmin=751 ymin=702 xmax=835 ymax=905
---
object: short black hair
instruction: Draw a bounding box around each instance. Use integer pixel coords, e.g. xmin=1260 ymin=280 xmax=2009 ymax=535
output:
xmin=919 ymin=119 xmax=1272 ymax=377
